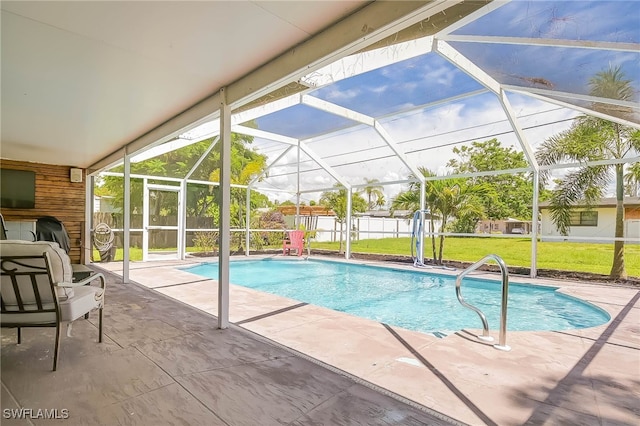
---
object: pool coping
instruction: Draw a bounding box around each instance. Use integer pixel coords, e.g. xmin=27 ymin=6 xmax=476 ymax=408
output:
xmin=95 ymin=255 xmax=640 ymax=425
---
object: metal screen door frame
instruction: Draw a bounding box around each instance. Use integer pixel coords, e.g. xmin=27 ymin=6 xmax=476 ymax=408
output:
xmin=142 ymin=183 xmax=183 ymax=262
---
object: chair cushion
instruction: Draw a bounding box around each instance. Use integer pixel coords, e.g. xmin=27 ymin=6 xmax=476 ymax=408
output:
xmin=0 ymin=239 xmax=74 ymax=299
xmin=59 ymin=286 xmax=104 ymax=322
xmin=0 ymin=308 xmax=57 ymax=326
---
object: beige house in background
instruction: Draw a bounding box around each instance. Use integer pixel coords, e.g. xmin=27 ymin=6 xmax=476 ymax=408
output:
xmin=476 ymin=218 xmax=533 ymax=235
xmin=539 ymin=197 xmax=640 ymax=243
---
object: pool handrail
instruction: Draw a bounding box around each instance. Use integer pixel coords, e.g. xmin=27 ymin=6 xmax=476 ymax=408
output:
xmin=455 ymin=254 xmax=511 ymax=351
xmin=411 ymin=209 xmax=431 ymax=268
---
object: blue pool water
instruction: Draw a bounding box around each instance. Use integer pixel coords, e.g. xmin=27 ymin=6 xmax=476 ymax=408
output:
xmin=184 ymin=259 xmax=610 ymax=334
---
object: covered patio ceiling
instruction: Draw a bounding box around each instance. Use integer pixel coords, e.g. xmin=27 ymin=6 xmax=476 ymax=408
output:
xmin=2 ymin=0 xmax=487 ymax=169
xmin=110 ymin=0 xmax=639 ymax=203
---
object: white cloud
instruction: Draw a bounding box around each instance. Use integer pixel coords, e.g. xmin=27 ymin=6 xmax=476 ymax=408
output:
xmin=255 ymin=91 xmax=583 ymax=204
xmin=323 ymin=87 xmax=361 ymax=102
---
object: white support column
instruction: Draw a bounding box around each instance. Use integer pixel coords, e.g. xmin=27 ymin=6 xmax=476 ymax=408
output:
xmin=84 ymin=175 xmax=93 ymax=265
xmin=142 ymin=179 xmax=149 ymax=262
xmin=245 ymin=187 xmax=251 ymax=256
xmin=296 ymin=143 xmax=301 ymax=228
xmin=123 ymin=149 xmax=131 ymax=284
xmin=530 ymin=171 xmax=540 ymax=278
xmin=419 ymin=180 xmax=426 ymax=263
xmin=345 ymin=187 xmax=353 ymax=259
xmin=179 ymin=179 xmax=187 ymax=260
xmin=218 ymin=88 xmax=231 ymax=330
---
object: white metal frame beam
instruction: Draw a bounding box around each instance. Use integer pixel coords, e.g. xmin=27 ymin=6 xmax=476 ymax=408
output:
xmin=299 ymin=142 xmax=350 ymax=190
xmin=435 ymin=39 xmax=501 ymax=94
xmin=225 ymin=1 xmax=460 ymax=110
xmin=231 ymin=125 xmax=299 ymax=146
xmin=436 ymin=0 xmax=510 ymax=37
xmin=249 ymin=146 xmax=296 ymax=187
xmin=302 ymin=36 xmax=434 ymax=88
xmin=231 ymin=94 xmax=303 ymax=125
xmin=299 ymin=95 xmax=426 ymax=186
xmin=373 ymin=121 xmax=426 ymax=185
xmin=185 ymin=137 xmax=219 ymax=180
xmin=503 ymin=86 xmax=640 ymax=129
xmin=302 ymin=95 xmax=374 ymax=126
xmin=439 ymin=35 xmax=640 ymax=53
xmin=498 ymin=90 xmax=539 ymax=170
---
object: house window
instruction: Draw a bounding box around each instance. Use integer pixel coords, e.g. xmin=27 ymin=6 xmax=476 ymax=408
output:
xmin=569 ymin=211 xmax=598 ymax=226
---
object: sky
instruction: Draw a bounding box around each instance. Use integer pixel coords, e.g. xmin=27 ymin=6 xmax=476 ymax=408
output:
xmin=253 ymin=93 xmax=581 ymax=205
xmin=128 ymin=1 xmax=639 ymax=206
xmin=246 ymin=1 xmax=639 ymax=204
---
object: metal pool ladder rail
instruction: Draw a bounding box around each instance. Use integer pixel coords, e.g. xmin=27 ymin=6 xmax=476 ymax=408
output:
xmin=456 ymin=254 xmax=511 ymax=351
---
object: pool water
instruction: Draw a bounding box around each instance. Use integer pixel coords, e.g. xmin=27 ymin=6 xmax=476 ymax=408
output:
xmin=184 ymin=259 xmax=610 ymax=334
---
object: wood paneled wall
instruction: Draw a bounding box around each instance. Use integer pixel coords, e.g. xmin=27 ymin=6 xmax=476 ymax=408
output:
xmin=1 ymin=159 xmax=85 ymax=263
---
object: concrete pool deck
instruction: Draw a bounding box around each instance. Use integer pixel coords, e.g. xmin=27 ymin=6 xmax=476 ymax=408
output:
xmin=89 ymin=256 xmax=639 ymax=424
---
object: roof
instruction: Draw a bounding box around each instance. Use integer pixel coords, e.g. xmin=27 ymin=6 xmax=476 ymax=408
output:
xmin=276 ymin=205 xmax=334 ymax=217
xmin=0 ymin=0 xmax=370 ymax=168
xmin=1 ymin=0 xmax=637 ymax=192
xmin=539 ymin=197 xmax=640 ymax=209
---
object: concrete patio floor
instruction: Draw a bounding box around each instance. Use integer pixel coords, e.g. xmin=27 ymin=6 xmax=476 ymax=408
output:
xmin=3 ymin=255 xmax=639 ymax=425
xmin=1 ymin=265 xmax=458 ymax=426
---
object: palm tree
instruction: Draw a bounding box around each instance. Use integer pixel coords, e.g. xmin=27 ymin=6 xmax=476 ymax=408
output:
xmin=361 ymin=178 xmax=385 ymax=210
xmin=392 ymin=168 xmax=486 ymax=264
xmin=392 ymin=168 xmax=438 ymax=261
xmin=209 ymin=152 xmax=268 ymax=251
xmin=319 ymin=186 xmax=367 ymax=253
xmin=536 ymin=65 xmax=640 ymax=280
xmin=431 ymin=179 xmax=486 ymax=263
xmin=624 ymin=162 xmax=640 ymax=197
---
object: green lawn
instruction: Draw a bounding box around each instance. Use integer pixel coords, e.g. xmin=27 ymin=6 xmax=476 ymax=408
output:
xmin=312 ymin=237 xmax=640 ymax=278
xmin=93 ymin=237 xmax=640 ymax=278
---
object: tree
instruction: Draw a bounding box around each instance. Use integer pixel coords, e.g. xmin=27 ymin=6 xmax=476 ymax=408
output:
xmin=361 ymin=178 xmax=385 ymax=210
xmin=391 ymin=168 xmax=438 ymax=261
xmin=624 ymin=162 xmax=640 ymax=197
xmin=447 ymin=138 xmax=533 ymax=225
xmin=432 ymin=179 xmax=486 ymax=263
xmin=319 ymin=186 xmax=367 ymax=253
xmin=535 ymin=65 xmax=640 ymax=280
xmin=99 ymin=132 xmax=272 ymax=251
xmin=208 ymin=141 xmax=270 ymax=251
xmin=101 ymin=133 xmax=261 ymax=216
xmin=391 ymin=168 xmax=486 ymax=264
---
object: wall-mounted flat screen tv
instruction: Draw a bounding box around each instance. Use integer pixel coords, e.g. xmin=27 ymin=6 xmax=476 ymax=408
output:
xmin=0 ymin=168 xmax=36 ymax=209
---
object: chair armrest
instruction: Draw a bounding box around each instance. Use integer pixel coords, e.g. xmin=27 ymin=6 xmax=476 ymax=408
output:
xmin=57 ymin=272 xmax=106 ymax=289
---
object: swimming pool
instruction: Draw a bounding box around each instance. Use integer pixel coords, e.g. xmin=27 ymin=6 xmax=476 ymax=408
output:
xmin=184 ymin=259 xmax=610 ymax=334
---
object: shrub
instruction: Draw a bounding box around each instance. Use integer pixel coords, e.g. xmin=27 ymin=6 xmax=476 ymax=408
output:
xmin=193 ymin=231 xmax=218 ymax=253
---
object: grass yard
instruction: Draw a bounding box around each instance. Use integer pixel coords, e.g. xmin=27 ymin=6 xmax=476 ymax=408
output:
xmin=312 ymin=237 xmax=640 ymax=278
xmin=92 ymin=237 xmax=639 ymax=278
